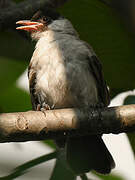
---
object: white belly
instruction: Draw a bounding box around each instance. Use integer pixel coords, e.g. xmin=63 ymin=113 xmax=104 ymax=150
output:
xmin=30 ymin=33 xmax=98 ymax=108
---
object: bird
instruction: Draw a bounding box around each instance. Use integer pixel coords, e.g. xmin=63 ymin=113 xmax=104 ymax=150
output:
xmin=16 ymin=8 xmax=115 ymax=175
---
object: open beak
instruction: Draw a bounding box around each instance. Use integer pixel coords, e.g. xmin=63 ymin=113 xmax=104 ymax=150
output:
xmin=16 ymin=20 xmax=44 ymax=32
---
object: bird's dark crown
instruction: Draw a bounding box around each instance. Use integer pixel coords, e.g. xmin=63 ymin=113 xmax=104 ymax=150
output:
xmin=31 ymin=9 xmax=62 ymax=26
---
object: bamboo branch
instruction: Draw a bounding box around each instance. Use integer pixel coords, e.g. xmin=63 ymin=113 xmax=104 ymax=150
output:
xmin=0 ymin=0 xmax=69 ymax=30
xmin=0 ymin=105 xmax=135 ymax=143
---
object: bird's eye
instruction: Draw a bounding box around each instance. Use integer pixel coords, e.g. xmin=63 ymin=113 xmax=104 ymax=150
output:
xmin=42 ymin=16 xmax=51 ymax=24
xmin=42 ymin=17 xmax=47 ymax=21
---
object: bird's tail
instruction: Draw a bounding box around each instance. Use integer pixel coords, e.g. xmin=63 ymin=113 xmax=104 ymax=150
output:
xmin=66 ymin=135 xmax=115 ymax=175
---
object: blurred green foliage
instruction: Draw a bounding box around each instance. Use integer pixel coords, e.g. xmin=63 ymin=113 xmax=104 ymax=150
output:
xmin=0 ymin=57 xmax=26 ymax=92
xmin=0 ymin=0 xmax=135 ymax=179
xmin=97 ymin=173 xmax=125 ymax=180
xmin=0 ymin=84 xmax=31 ymax=112
xmin=0 ymin=31 xmax=33 ymax=61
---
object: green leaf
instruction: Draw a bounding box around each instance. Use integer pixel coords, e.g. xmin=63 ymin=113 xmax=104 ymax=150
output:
xmin=96 ymin=173 xmax=124 ymax=180
xmin=42 ymin=140 xmax=56 ymax=149
xmin=124 ymin=95 xmax=135 ymax=105
xmin=50 ymin=150 xmax=76 ymax=180
xmin=0 ymin=151 xmax=57 ymax=180
xmin=59 ymin=0 xmax=135 ymax=96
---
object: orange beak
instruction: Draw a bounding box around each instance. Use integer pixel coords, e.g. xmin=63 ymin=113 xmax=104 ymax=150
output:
xmin=16 ymin=20 xmax=44 ymax=32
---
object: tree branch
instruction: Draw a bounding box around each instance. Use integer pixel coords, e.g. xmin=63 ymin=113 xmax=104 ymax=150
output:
xmin=0 ymin=105 xmax=135 ymax=143
xmin=0 ymin=0 xmax=69 ymax=30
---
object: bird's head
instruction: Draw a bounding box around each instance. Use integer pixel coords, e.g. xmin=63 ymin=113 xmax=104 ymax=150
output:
xmin=16 ymin=9 xmax=78 ymax=40
xmin=16 ymin=9 xmax=65 ymax=40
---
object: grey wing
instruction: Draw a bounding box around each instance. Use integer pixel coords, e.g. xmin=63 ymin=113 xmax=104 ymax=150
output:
xmin=76 ymin=40 xmax=110 ymax=106
xmin=88 ymin=54 xmax=110 ymax=107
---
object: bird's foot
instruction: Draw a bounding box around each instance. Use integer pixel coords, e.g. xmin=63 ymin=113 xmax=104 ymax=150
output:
xmin=36 ymin=103 xmax=51 ymax=117
xmin=41 ymin=102 xmax=51 ymax=111
xmin=36 ymin=103 xmax=51 ymax=112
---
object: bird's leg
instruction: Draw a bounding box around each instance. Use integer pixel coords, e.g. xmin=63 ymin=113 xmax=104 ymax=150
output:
xmin=36 ymin=104 xmax=41 ymax=111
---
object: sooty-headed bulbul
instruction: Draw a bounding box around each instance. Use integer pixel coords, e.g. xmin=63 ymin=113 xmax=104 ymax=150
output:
xmin=16 ymin=9 xmax=115 ymax=175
